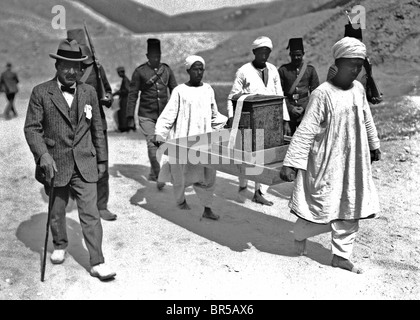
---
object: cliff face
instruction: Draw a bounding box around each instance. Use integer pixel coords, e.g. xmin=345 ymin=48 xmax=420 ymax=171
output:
xmin=200 ymin=0 xmax=420 ymax=98
xmin=305 ymin=0 xmax=420 ymax=67
xmin=1 ymin=0 xmax=418 ymax=98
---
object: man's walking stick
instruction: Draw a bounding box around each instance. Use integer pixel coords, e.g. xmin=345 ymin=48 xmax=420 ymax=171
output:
xmin=41 ymin=177 xmax=55 ymax=282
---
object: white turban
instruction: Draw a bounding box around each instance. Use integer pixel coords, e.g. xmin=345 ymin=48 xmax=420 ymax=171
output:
xmin=251 ymin=36 xmax=273 ymax=50
xmin=332 ymin=36 xmax=366 ymax=60
xmin=185 ymin=55 xmax=205 ymax=69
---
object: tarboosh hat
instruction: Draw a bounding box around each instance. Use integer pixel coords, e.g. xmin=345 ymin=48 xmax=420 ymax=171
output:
xmin=147 ymin=38 xmax=161 ymax=54
xmin=344 ymin=23 xmax=363 ymax=41
xmin=66 ymin=28 xmax=87 ymax=45
xmin=287 ymin=38 xmax=304 ymax=52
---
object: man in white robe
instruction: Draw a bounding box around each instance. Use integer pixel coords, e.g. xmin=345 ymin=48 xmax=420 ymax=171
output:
xmin=280 ymin=37 xmax=382 ymax=274
xmin=226 ymin=36 xmax=291 ymax=206
xmin=153 ymin=56 xmax=227 ymax=220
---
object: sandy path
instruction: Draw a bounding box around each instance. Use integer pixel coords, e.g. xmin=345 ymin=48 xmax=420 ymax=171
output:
xmin=0 ymin=92 xmax=419 ymax=300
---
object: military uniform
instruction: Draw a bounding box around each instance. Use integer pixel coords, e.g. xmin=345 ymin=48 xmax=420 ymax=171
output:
xmin=126 ymin=62 xmax=177 ymax=120
xmin=126 ymin=40 xmax=177 ymax=182
xmin=279 ymin=38 xmax=320 ymax=135
xmin=113 ymin=67 xmax=131 ymax=132
xmin=278 ymin=62 xmax=319 ymax=134
xmin=82 ymin=64 xmax=113 ymax=130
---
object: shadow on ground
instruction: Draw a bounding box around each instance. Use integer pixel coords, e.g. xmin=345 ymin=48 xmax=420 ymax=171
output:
xmin=15 ymin=212 xmax=91 ymax=272
xmin=110 ymin=163 xmax=332 ymax=266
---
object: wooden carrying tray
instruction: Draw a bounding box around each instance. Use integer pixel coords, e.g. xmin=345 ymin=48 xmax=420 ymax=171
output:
xmin=161 ymin=95 xmax=289 ymax=186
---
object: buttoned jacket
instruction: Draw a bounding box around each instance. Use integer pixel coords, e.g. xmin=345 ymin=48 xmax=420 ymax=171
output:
xmin=24 ymin=78 xmax=107 ymax=187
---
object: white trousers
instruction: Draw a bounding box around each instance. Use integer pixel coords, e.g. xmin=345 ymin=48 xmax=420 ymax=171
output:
xmin=170 ymin=164 xmax=216 ymax=208
xmin=294 ymin=218 xmax=359 ymax=260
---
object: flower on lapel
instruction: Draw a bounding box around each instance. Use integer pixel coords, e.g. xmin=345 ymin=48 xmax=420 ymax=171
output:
xmin=84 ymin=104 xmax=92 ymax=120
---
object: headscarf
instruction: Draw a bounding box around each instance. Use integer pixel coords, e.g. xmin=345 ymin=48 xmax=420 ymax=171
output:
xmin=185 ymin=55 xmax=205 ymax=70
xmin=251 ymin=36 xmax=273 ymax=51
xmin=332 ymin=36 xmax=366 ymax=60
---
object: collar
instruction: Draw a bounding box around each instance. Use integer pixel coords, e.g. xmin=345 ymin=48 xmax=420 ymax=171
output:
xmin=252 ymin=61 xmax=267 ymax=71
xmin=57 ymin=79 xmax=76 ymax=91
xmin=147 ymin=62 xmax=161 ymax=70
xmin=291 ymin=61 xmax=304 ymax=70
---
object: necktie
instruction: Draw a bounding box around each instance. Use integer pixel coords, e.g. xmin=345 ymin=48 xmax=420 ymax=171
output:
xmin=61 ymin=86 xmax=75 ymax=94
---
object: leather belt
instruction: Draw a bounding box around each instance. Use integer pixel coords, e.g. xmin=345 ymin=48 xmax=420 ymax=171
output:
xmin=288 ymin=91 xmax=309 ymax=101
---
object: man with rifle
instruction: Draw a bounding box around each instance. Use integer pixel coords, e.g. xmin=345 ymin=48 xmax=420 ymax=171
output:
xmin=327 ymin=14 xmax=383 ymax=105
xmin=67 ymin=27 xmax=117 ymax=221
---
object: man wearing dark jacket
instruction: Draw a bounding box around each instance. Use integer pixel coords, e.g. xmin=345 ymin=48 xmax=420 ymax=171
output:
xmin=278 ymin=38 xmax=320 ymax=134
xmin=126 ymin=38 xmax=177 ymax=190
xmin=1 ymin=62 xmax=19 ymax=119
xmin=113 ymin=66 xmax=132 ymax=132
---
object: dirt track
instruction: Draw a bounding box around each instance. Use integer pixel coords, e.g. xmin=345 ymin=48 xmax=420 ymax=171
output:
xmin=0 ymin=90 xmax=419 ymax=300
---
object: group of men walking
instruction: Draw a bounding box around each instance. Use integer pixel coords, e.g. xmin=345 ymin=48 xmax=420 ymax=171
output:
xmin=23 ymin=21 xmax=381 ymax=281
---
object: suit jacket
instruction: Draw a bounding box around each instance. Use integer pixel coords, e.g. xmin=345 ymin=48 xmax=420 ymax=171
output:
xmin=24 ymin=78 xmax=107 ymax=187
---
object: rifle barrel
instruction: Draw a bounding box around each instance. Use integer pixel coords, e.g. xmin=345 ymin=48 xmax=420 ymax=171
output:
xmin=83 ymin=21 xmax=107 ymax=100
xmin=345 ymin=10 xmax=353 ymax=24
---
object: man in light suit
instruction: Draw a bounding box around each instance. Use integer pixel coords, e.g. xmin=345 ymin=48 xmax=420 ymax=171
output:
xmin=24 ymin=39 xmax=116 ymax=281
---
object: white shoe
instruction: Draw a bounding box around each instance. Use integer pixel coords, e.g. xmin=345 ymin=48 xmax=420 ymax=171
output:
xmin=90 ymin=263 xmax=116 ymax=281
xmin=50 ymin=250 xmax=66 ymax=264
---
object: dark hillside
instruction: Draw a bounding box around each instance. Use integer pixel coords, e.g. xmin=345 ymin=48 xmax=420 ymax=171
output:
xmin=78 ymin=0 xmax=337 ymax=33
